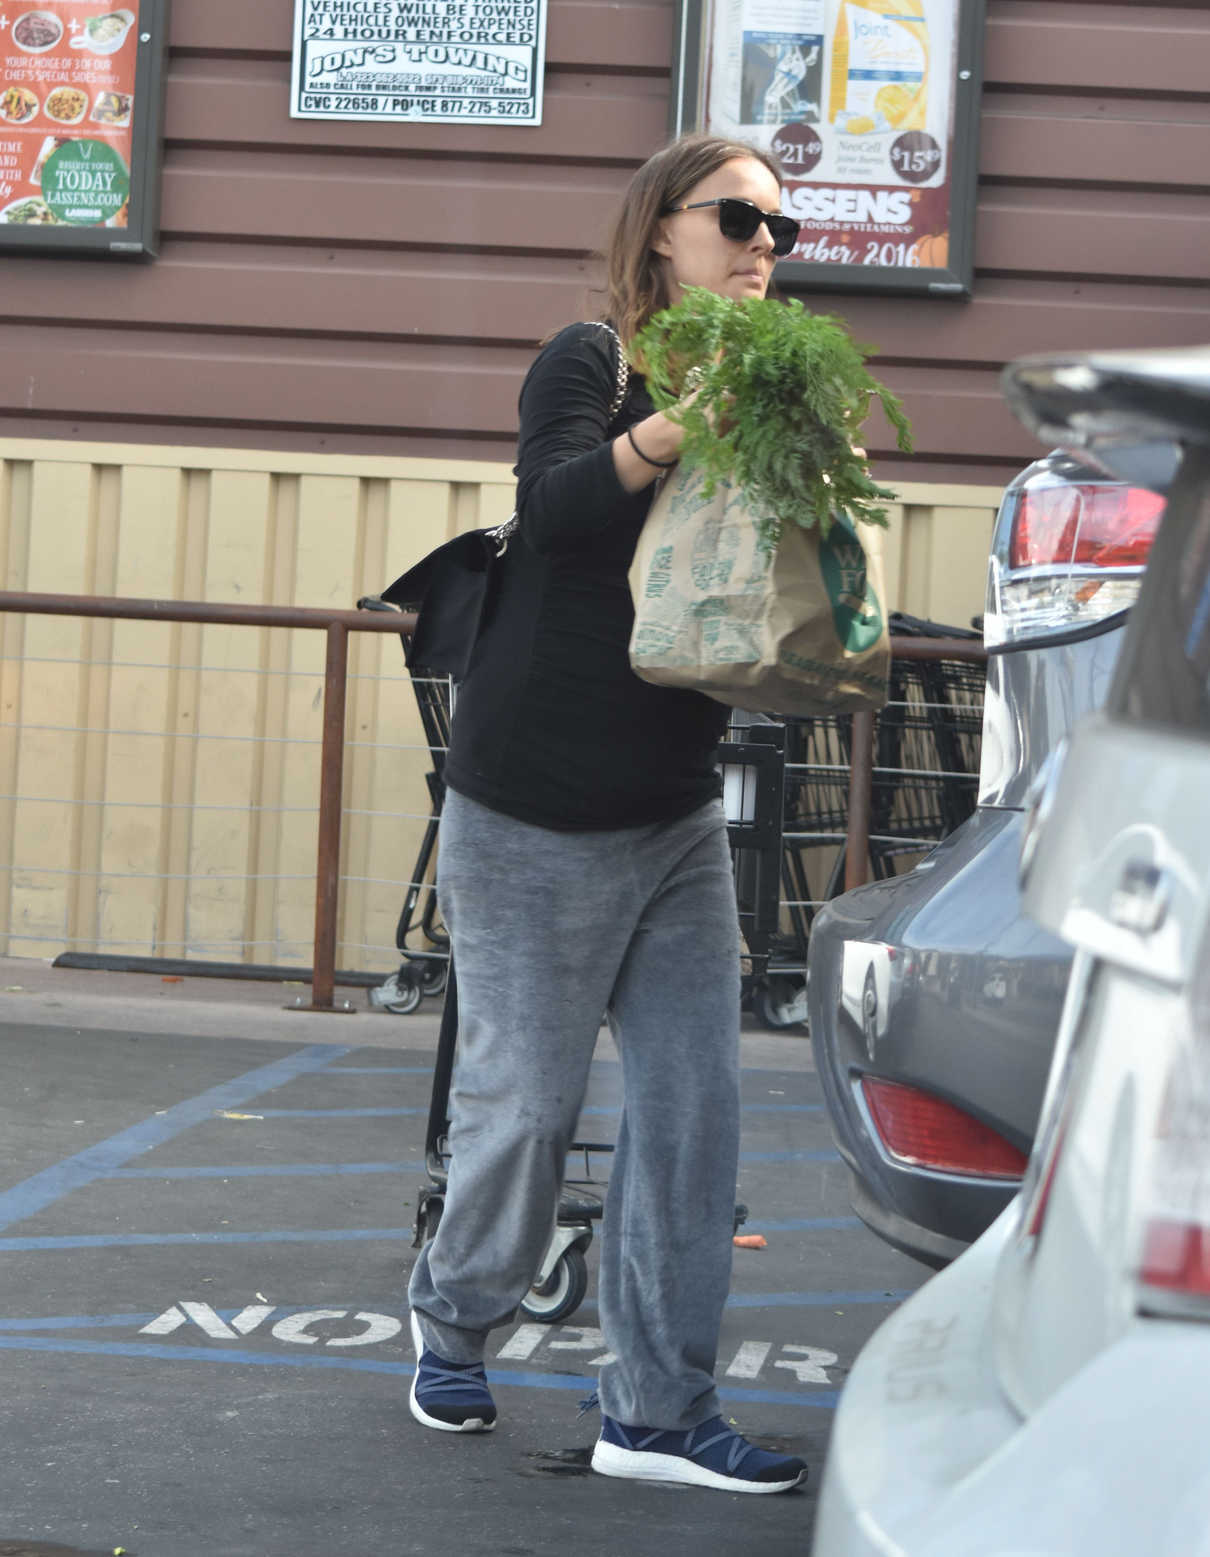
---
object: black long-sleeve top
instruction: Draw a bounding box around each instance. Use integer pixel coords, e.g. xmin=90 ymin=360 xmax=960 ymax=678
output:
xmin=442 ymin=321 xmax=728 ymax=830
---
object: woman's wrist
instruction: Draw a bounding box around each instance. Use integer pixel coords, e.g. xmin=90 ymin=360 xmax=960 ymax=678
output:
xmin=626 ymin=425 xmax=677 ymax=468
xmin=630 ymin=413 xmax=682 ymax=464
xmin=612 ymin=412 xmax=683 ymax=493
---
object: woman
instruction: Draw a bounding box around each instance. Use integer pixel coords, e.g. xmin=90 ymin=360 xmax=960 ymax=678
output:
xmin=406 ymin=132 xmax=807 ymax=1494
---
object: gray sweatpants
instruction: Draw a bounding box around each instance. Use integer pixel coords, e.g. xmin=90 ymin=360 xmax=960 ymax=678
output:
xmin=407 ymin=787 xmax=742 ymax=1430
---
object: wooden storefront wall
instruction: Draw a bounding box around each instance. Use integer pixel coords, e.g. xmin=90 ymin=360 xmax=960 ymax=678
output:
xmin=0 ymin=0 xmax=1205 ymax=968
xmin=0 ymin=442 xmax=994 ymax=970
xmin=0 ymin=0 xmax=1205 ymax=482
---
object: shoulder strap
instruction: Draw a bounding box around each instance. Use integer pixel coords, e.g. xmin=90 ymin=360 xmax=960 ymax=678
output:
xmin=594 ymin=322 xmax=630 ymax=421
xmin=490 ymin=323 xmax=630 ymax=558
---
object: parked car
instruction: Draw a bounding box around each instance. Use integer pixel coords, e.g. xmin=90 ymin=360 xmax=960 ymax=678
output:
xmin=806 ymin=448 xmax=1169 ymax=1267
xmin=812 ymin=342 xmax=1210 ymax=1556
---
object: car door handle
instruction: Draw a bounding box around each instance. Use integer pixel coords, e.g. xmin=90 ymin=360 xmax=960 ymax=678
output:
xmin=1108 ymin=859 xmax=1171 ymax=935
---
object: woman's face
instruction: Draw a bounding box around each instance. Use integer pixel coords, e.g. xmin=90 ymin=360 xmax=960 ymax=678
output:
xmin=652 ymin=156 xmax=783 ymax=306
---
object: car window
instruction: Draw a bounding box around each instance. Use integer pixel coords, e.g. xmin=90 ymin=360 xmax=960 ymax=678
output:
xmin=1110 ymin=446 xmax=1210 ymax=735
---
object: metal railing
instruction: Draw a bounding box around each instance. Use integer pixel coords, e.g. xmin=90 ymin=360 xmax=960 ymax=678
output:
xmin=0 ymin=589 xmax=986 ymax=1013
xmin=0 ymin=590 xmax=417 ymax=1012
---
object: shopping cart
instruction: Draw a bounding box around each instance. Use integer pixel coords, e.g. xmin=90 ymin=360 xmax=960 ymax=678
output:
xmin=358 ymin=596 xmax=451 ymax=1015
xmin=361 ymin=594 xmax=776 ymax=1320
xmin=410 ymin=720 xmax=780 ymax=1323
xmin=751 ymin=613 xmax=987 ymax=1029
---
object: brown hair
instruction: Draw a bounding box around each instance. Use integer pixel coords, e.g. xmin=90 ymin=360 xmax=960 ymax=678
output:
xmin=601 ymin=133 xmax=784 ymax=351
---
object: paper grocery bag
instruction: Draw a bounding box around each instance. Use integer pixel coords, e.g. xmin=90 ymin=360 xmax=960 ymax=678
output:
xmin=627 ymin=465 xmax=890 ymax=717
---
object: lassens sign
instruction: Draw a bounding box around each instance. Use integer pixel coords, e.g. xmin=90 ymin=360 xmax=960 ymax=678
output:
xmin=291 ymin=0 xmax=548 ymax=125
xmin=0 ymin=0 xmax=168 ymax=256
xmin=0 ymin=3 xmax=136 ymax=229
xmin=678 ymin=0 xmax=985 ymax=295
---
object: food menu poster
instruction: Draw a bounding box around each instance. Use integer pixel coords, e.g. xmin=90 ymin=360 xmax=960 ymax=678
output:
xmin=0 ymin=2 xmax=138 ymax=231
xmin=291 ymin=0 xmax=548 ymax=125
xmin=698 ymin=0 xmax=980 ymax=290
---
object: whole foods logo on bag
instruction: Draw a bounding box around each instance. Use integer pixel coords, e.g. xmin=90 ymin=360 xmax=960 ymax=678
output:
xmin=818 ymin=516 xmax=883 ymax=652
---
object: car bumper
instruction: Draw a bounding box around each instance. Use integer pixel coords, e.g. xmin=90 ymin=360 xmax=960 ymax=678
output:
xmin=807 ymin=807 xmax=1071 ymax=1267
xmin=814 ymin=1205 xmax=1210 ymax=1555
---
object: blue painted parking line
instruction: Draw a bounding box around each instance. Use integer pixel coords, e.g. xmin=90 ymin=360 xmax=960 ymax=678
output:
xmin=0 ymin=1226 xmax=876 ymax=1255
xmin=249 ymin=1104 xmax=820 ymax=1119
xmin=0 ymin=1335 xmax=838 ymax=1409
xmin=579 ymin=1104 xmax=822 ymax=1116
xmin=104 ymin=1161 xmax=428 ymax=1179
xmin=0 ymin=1228 xmax=417 ymax=1251
xmin=743 ymin=1217 xmax=863 ymax=1232
xmin=96 ymin=1159 xmax=842 ymax=1184
xmin=0 ymin=1043 xmax=352 ymax=1234
xmin=252 ymin=1108 xmax=428 ymax=1118
xmin=0 ymin=1313 xmax=162 ymax=1330
xmin=740 ymin=1149 xmax=840 ymax=1163
xmin=565 ymin=1287 xmax=911 ymax=1317
xmin=322 ymin=1066 xmax=435 ymax=1074
xmin=727 ymin=1290 xmax=912 ymax=1308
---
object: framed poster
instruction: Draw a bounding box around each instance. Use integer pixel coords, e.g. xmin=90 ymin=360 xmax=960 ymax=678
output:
xmin=0 ymin=0 xmax=168 ymax=257
xmin=672 ymin=0 xmax=985 ymax=296
xmin=291 ymin=0 xmax=547 ymax=126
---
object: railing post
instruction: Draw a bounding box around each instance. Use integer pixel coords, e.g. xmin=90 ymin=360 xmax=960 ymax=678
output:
xmin=845 ymin=709 xmax=875 ymax=892
xmin=307 ymin=620 xmax=349 ymax=1012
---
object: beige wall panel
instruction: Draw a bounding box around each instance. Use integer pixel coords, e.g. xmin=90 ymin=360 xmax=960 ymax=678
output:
xmin=0 ymin=443 xmax=1002 ymax=971
xmin=898 ymin=504 xmax=997 ymax=629
xmin=9 ymin=462 xmax=96 ymax=957
xmin=271 ymin=475 xmax=365 ymax=964
xmin=189 ymin=472 xmax=276 ymax=960
xmin=99 ymin=467 xmax=187 ymax=954
xmin=340 ymin=477 xmax=386 ymax=970
xmin=0 ymin=458 xmax=28 ymax=946
xmin=877 ymin=507 xmax=905 ymax=622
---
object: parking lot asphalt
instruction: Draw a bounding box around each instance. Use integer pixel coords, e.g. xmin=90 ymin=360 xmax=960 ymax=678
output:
xmin=0 ymin=957 xmax=928 ymax=1557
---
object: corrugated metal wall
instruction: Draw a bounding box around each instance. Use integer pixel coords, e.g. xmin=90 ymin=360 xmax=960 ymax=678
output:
xmin=0 ymin=440 xmax=995 ymax=969
xmin=0 ymin=0 xmax=1206 ymax=485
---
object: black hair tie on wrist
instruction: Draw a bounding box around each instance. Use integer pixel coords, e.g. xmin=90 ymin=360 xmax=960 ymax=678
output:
xmin=626 ymin=425 xmax=678 ymax=469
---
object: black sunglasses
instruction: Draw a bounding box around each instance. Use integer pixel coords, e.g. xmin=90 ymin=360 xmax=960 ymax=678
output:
xmin=665 ymin=197 xmax=800 ymax=257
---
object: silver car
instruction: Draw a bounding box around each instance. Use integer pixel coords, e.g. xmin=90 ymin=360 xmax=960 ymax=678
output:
xmin=813 ymin=343 xmax=1210 ymax=1556
xmin=807 ymin=449 xmax=1167 ymax=1267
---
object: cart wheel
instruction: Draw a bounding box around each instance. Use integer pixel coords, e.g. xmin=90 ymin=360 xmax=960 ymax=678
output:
xmin=754 ymin=976 xmax=807 ymax=1031
xmin=520 ymin=1246 xmax=588 ymax=1324
xmin=384 ymin=973 xmax=423 ymax=1016
xmin=417 ymin=960 xmax=448 ymax=997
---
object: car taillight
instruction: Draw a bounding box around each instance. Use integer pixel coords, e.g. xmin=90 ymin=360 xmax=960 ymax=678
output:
xmin=986 ymin=478 xmax=1165 ymax=647
xmin=1135 ymin=1034 xmax=1210 ymax=1322
xmin=1139 ymin=1222 xmax=1210 ymax=1298
xmin=1010 ymin=482 xmax=1163 ymax=571
xmin=860 ymin=1076 xmax=1027 ymax=1179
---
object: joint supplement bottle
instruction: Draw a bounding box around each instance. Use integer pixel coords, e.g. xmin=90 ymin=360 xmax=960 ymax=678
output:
xmin=828 ymin=0 xmax=927 ymax=136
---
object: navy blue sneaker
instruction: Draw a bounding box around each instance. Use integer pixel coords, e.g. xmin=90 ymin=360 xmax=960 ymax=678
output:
xmin=591 ymin=1413 xmax=806 ymax=1492
xmin=409 ymin=1311 xmax=497 ymax=1433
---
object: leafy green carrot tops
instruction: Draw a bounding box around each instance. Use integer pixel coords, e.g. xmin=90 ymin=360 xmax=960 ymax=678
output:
xmin=630 ymin=287 xmax=914 ymax=549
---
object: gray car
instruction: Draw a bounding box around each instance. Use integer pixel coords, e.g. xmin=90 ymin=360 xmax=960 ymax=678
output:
xmin=807 ymin=449 xmax=1168 ymax=1268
